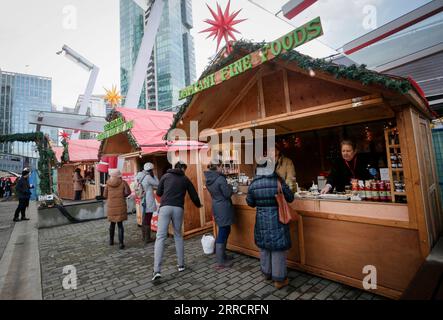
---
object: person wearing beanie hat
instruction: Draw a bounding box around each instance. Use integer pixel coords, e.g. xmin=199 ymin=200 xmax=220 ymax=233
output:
xmin=13 ymin=169 xmax=33 ymax=222
xmin=104 ymin=168 xmax=131 ymax=249
xmin=135 ymin=162 xmax=159 ymax=244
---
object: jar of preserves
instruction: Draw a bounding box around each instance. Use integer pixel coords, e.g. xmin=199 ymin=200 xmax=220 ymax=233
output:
xmin=371 ymin=180 xmax=380 ymax=202
xmin=365 ymin=180 xmax=372 ymax=201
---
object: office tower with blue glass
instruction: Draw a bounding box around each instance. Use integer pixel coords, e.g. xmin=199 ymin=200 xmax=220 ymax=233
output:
xmin=120 ymin=0 xmax=196 ymax=111
xmin=0 ymin=70 xmax=55 ymax=158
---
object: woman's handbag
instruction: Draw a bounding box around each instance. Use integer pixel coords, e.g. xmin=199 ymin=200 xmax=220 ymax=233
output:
xmin=275 ymin=179 xmax=297 ymax=224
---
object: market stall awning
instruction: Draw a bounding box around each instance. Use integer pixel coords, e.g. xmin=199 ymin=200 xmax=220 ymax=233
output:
xmin=114 ymin=108 xmax=206 ymax=155
xmin=53 ymin=139 xmax=100 ymax=163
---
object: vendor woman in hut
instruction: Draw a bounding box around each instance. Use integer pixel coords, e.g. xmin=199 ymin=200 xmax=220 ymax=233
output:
xmin=321 ymin=140 xmax=374 ymax=194
xmin=274 ymin=146 xmax=296 ymax=192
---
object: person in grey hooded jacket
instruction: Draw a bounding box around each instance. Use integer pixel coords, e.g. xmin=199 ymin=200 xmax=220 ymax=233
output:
xmin=136 ymin=162 xmax=159 ymax=244
xmin=204 ymin=161 xmax=235 ymax=269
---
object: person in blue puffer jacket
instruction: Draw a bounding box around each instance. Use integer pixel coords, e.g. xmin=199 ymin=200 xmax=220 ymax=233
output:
xmin=246 ymin=160 xmax=294 ymax=289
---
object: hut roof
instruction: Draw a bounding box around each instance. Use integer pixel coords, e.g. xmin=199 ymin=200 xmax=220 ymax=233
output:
xmin=168 ymin=40 xmax=430 ymax=136
xmin=54 ymin=139 xmax=100 ymax=163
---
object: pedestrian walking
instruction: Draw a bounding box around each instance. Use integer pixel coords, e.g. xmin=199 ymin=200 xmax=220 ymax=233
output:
xmin=103 ymin=169 xmax=131 ymax=249
xmin=152 ymin=161 xmax=202 ymax=281
xmin=246 ymin=161 xmax=295 ymax=289
xmin=73 ymin=168 xmax=84 ymax=201
xmin=204 ymin=159 xmax=235 ymax=269
xmin=135 ymin=162 xmax=159 ymax=244
xmin=4 ymin=178 xmax=12 ymax=200
xmin=13 ymin=170 xmax=33 ymax=222
xmin=0 ymin=178 xmax=5 ymax=199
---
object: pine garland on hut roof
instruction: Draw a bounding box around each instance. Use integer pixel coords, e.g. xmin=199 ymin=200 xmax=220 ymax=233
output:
xmin=167 ymin=40 xmax=416 ymax=136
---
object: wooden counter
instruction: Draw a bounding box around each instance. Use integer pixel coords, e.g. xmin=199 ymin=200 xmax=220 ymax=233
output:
xmin=224 ymin=194 xmax=423 ymax=299
xmin=83 ymin=184 xmax=97 ymax=200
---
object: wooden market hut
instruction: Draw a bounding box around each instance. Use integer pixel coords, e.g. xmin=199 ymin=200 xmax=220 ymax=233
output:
xmin=53 ymin=139 xmax=100 ymax=200
xmin=170 ymin=41 xmax=442 ymax=299
xmin=98 ymin=107 xmax=212 ymax=238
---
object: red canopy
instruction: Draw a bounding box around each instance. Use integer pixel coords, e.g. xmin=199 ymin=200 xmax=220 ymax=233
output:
xmin=115 ymin=107 xmax=206 ymax=154
xmin=53 ymin=139 xmax=100 ymax=163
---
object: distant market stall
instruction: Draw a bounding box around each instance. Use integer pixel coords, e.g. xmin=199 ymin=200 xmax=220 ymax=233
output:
xmin=171 ymin=40 xmax=442 ymax=299
xmin=98 ymin=108 xmax=212 ymax=238
xmin=53 ymin=139 xmax=100 ymax=200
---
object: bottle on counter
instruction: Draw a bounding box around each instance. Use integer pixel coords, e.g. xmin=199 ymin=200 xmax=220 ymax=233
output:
xmin=391 ymin=153 xmax=397 ymax=168
xmin=397 ymin=153 xmax=403 ymax=168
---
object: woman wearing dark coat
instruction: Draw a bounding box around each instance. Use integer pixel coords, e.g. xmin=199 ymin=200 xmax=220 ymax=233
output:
xmin=204 ymin=161 xmax=235 ymax=269
xmin=246 ymin=161 xmax=294 ymax=289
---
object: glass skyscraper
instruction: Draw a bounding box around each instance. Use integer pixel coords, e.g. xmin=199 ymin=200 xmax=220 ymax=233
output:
xmin=0 ymin=70 xmax=54 ymax=158
xmin=120 ymin=0 xmax=196 ymax=111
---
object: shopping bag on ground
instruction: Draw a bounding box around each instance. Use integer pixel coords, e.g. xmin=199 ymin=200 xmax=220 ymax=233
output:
xmin=201 ymin=233 xmax=215 ymax=255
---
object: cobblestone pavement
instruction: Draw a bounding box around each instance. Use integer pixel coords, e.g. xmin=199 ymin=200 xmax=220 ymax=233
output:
xmin=39 ymin=214 xmax=384 ymax=300
xmin=0 ymin=201 xmax=17 ymax=260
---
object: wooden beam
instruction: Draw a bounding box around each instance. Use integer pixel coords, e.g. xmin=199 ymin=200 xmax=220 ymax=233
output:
xmin=401 ymin=107 xmax=431 ymax=258
xmin=213 ymin=71 xmax=259 ymax=128
xmin=209 ymin=96 xmax=384 ymax=134
xmin=283 ymin=69 xmax=291 ymax=113
xmin=275 ymin=60 xmax=401 ymax=98
xmin=257 ymin=72 xmax=266 ymax=119
xmin=298 ymin=216 xmax=306 ymax=265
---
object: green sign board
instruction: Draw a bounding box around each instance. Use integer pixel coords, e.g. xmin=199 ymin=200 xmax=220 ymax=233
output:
xmin=179 ymin=16 xmax=323 ymax=100
xmin=97 ymin=117 xmax=134 ymax=141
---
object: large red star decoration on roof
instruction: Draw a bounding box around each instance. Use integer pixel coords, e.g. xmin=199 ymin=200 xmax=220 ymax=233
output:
xmin=59 ymin=131 xmax=70 ymax=140
xmin=200 ymin=0 xmax=246 ymax=54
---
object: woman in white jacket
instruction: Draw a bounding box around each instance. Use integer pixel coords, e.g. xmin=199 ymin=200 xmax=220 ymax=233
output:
xmin=136 ymin=162 xmax=159 ymax=244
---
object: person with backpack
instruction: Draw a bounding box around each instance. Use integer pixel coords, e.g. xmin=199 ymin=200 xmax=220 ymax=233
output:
xmin=135 ymin=162 xmax=159 ymax=244
xmin=103 ymin=169 xmax=131 ymax=249
xmin=152 ymin=161 xmax=202 ymax=281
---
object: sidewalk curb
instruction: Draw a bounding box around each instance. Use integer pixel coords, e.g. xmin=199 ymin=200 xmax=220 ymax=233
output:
xmin=0 ymin=202 xmax=42 ymax=300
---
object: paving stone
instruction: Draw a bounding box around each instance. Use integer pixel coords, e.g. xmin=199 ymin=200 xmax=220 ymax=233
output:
xmin=37 ymin=214 xmax=380 ymax=301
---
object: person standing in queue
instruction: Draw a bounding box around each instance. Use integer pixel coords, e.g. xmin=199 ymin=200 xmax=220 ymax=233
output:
xmin=136 ymin=162 xmax=159 ymax=244
xmin=274 ymin=146 xmax=296 ymax=192
xmin=104 ymin=169 xmax=131 ymax=249
xmin=321 ymin=140 xmax=373 ymax=194
xmin=204 ymin=159 xmax=235 ymax=269
xmin=73 ymin=168 xmax=84 ymax=201
xmin=13 ymin=169 xmax=33 ymax=222
xmin=152 ymin=161 xmax=202 ymax=281
xmin=246 ymin=160 xmax=294 ymax=289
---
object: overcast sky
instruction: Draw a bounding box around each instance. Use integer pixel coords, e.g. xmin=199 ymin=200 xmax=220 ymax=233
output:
xmin=0 ymin=0 xmax=430 ymax=108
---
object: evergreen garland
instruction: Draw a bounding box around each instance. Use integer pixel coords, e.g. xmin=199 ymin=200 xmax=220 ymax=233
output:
xmin=168 ymin=40 xmax=414 ymax=135
xmin=98 ymin=109 xmax=140 ymax=158
xmin=0 ymin=132 xmax=58 ymax=194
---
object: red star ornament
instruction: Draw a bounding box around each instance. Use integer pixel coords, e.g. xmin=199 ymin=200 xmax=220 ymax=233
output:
xmin=200 ymin=0 xmax=247 ymax=54
xmin=59 ymin=131 xmax=70 ymax=140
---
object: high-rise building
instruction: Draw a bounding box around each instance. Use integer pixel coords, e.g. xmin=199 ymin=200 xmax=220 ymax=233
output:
xmin=0 ymin=70 xmax=55 ymax=157
xmin=120 ymin=0 xmax=146 ymax=109
xmin=120 ymin=0 xmax=197 ymax=112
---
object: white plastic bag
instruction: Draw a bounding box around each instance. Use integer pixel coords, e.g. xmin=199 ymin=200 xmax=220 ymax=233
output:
xmin=201 ymin=233 xmax=215 ymax=255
